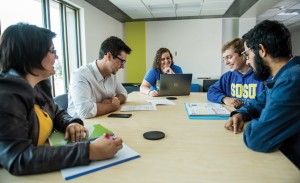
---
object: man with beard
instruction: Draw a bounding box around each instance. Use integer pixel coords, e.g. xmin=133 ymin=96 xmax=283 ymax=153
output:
xmin=207 ymin=38 xmax=266 ymax=109
xmin=68 ymin=36 xmax=131 ymax=119
xmin=224 ymin=20 xmax=300 ymax=169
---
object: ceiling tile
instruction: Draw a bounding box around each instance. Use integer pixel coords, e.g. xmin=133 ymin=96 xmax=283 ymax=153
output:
xmin=202 ymin=1 xmax=234 ymax=10
xmin=174 ymin=0 xmax=203 ymax=3
xmin=109 ymin=0 xmax=143 ymax=7
xmin=122 ymin=7 xmax=153 ymax=19
xmin=152 ymin=11 xmax=177 ymax=18
xmin=142 ymin=0 xmax=173 ymax=6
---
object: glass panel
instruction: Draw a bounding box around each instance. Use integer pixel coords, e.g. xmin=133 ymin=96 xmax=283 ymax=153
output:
xmin=49 ymin=1 xmax=65 ymax=96
xmin=0 ymin=0 xmax=42 ymax=34
xmin=66 ymin=6 xmax=80 ymax=82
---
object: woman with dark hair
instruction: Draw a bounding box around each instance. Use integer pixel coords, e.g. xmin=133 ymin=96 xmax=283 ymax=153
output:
xmin=140 ymin=48 xmax=183 ymax=97
xmin=0 ymin=23 xmax=123 ymax=175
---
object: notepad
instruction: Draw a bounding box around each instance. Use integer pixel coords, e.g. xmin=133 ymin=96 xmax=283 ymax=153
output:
xmin=48 ymin=124 xmax=113 ymax=146
xmin=61 ymin=143 xmax=140 ymax=180
xmin=184 ymin=102 xmax=230 ymax=120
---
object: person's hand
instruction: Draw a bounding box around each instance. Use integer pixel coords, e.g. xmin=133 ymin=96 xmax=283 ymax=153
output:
xmin=111 ymin=96 xmax=121 ymax=109
xmin=89 ymin=136 xmax=123 ymax=160
xmin=162 ymin=67 xmax=175 ymax=74
xmin=102 ymin=99 xmax=112 ymax=104
xmin=222 ymin=97 xmax=244 ymax=109
xmin=65 ymin=123 xmax=89 ymax=142
xmin=224 ymin=113 xmax=244 ymax=134
xmin=149 ymin=90 xmax=159 ymax=97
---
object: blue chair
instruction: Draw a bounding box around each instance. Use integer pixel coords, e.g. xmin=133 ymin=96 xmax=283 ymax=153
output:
xmin=190 ymin=84 xmax=200 ymax=92
xmin=54 ymin=93 xmax=68 ymax=110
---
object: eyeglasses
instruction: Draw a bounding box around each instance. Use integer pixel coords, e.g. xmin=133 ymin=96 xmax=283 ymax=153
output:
xmin=49 ymin=48 xmax=57 ymax=57
xmin=222 ymin=55 xmax=233 ymax=62
xmin=112 ymin=54 xmax=126 ymax=65
xmin=241 ymin=48 xmax=251 ymax=60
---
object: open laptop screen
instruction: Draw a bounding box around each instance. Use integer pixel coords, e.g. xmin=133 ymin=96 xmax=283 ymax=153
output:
xmin=159 ymin=74 xmax=193 ymax=96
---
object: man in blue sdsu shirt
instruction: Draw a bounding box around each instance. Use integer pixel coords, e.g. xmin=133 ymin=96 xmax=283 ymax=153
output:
xmin=225 ymin=20 xmax=300 ymax=169
xmin=207 ymin=38 xmax=266 ymax=109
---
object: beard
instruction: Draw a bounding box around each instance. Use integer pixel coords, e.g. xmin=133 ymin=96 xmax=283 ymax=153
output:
xmin=253 ymin=53 xmax=271 ymax=81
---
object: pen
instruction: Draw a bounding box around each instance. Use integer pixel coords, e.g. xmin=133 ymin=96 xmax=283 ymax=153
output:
xmin=87 ymin=133 xmax=115 ymax=142
xmin=104 ymin=133 xmax=116 ymax=140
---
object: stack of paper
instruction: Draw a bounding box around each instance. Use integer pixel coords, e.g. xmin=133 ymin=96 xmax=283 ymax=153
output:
xmin=120 ymin=105 xmax=157 ymax=111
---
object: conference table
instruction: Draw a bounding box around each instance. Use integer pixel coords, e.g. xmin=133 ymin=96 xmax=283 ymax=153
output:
xmin=1 ymin=92 xmax=299 ymax=183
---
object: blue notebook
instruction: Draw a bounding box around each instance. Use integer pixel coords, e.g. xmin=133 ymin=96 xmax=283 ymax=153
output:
xmin=184 ymin=102 xmax=230 ymax=120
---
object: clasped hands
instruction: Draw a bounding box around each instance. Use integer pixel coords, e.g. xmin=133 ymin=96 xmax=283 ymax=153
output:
xmin=162 ymin=67 xmax=175 ymax=74
xmin=222 ymin=97 xmax=244 ymax=109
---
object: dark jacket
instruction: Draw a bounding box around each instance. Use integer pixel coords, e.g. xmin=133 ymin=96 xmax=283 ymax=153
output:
xmin=232 ymin=56 xmax=300 ymax=169
xmin=0 ymin=70 xmax=90 ymax=175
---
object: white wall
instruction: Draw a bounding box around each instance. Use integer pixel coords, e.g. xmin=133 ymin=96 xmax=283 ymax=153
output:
xmin=146 ymin=19 xmax=223 ymax=81
xmin=68 ymin=0 xmax=126 ymax=82
xmin=291 ymin=30 xmax=300 ymax=56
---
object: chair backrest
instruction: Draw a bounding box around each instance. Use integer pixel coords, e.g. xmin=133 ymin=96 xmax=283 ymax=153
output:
xmin=122 ymin=83 xmax=140 ymax=94
xmin=54 ymin=93 xmax=68 ymax=110
xmin=203 ymin=79 xmax=219 ymax=92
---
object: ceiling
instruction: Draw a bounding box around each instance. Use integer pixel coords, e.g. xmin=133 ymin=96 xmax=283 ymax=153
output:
xmin=85 ymin=0 xmax=300 ymax=28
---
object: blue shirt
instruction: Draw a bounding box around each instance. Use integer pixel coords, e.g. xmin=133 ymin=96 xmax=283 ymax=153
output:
xmin=233 ymin=56 xmax=300 ymax=169
xmin=207 ymin=68 xmax=266 ymax=105
xmin=144 ymin=65 xmax=183 ymax=90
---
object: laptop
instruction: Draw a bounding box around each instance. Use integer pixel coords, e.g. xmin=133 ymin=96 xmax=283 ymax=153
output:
xmin=158 ymin=74 xmax=193 ymax=96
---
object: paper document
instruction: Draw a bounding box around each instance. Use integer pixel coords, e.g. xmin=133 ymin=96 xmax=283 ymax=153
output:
xmin=61 ymin=144 xmax=140 ymax=180
xmin=120 ymin=105 xmax=157 ymax=111
xmin=146 ymin=99 xmax=175 ymax=105
xmin=185 ymin=103 xmax=230 ymax=116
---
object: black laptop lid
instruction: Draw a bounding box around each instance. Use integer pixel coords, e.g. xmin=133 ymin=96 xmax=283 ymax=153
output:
xmin=159 ymin=74 xmax=192 ymax=96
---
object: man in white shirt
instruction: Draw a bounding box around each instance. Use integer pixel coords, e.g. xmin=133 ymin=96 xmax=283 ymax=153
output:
xmin=68 ymin=36 xmax=131 ymax=119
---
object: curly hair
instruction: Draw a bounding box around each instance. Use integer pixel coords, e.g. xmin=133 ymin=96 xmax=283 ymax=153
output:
xmin=152 ymin=48 xmax=174 ymax=70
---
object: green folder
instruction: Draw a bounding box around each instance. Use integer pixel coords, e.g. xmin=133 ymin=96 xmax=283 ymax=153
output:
xmin=48 ymin=124 xmax=113 ymax=146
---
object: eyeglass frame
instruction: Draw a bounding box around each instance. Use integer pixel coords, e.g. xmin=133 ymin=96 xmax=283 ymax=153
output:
xmin=241 ymin=47 xmax=251 ymax=60
xmin=49 ymin=48 xmax=57 ymax=57
xmin=112 ymin=54 xmax=126 ymax=65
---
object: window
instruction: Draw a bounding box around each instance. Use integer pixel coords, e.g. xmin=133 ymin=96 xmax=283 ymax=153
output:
xmin=0 ymin=0 xmax=81 ymax=96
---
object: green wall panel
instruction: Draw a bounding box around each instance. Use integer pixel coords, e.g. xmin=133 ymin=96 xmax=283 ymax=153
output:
xmin=125 ymin=22 xmax=146 ymax=83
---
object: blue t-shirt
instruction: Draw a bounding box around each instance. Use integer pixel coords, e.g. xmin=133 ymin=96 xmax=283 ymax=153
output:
xmin=144 ymin=65 xmax=183 ymax=90
xmin=207 ymin=68 xmax=266 ymax=105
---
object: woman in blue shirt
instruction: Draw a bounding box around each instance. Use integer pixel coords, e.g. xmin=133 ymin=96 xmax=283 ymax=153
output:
xmin=140 ymin=48 xmax=183 ymax=97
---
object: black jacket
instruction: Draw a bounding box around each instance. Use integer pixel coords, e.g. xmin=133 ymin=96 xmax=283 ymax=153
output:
xmin=0 ymin=71 xmax=90 ymax=175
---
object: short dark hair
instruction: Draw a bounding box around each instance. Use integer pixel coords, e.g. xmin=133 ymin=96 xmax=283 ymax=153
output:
xmin=242 ymin=20 xmax=292 ymax=58
xmin=152 ymin=48 xmax=174 ymax=70
xmin=98 ymin=36 xmax=132 ymax=59
xmin=0 ymin=23 xmax=56 ymax=76
xmin=222 ymin=38 xmax=244 ymax=55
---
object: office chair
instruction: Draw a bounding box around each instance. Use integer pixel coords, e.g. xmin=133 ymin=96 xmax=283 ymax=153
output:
xmin=54 ymin=93 xmax=68 ymax=110
xmin=122 ymin=83 xmax=141 ymax=94
xmin=202 ymin=79 xmax=219 ymax=92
